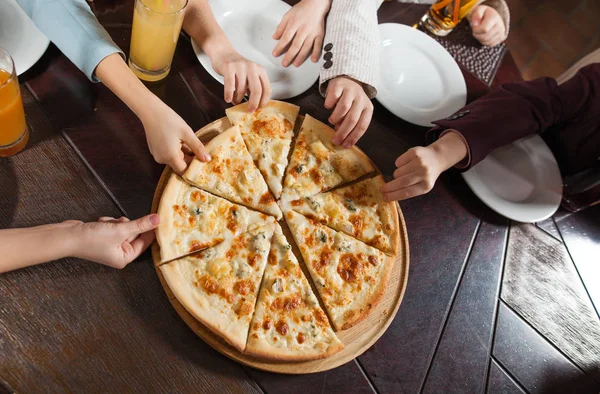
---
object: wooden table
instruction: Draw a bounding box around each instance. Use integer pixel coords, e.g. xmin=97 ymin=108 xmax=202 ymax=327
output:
xmin=2 ymin=2 xmax=599 ymax=393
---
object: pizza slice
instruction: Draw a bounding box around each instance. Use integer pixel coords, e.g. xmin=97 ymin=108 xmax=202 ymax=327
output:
xmin=281 ymin=115 xmax=375 ymax=202
xmin=183 ymin=126 xmax=281 ymax=219
xmin=246 ymin=225 xmax=344 ymax=360
xmin=156 ymin=175 xmax=274 ymax=263
xmin=284 ymin=210 xmax=394 ymax=331
xmin=288 ymin=176 xmax=400 ymax=255
xmin=160 ymin=220 xmax=276 ymax=352
xmin=226 ymin=101 xmax=300 ymax=199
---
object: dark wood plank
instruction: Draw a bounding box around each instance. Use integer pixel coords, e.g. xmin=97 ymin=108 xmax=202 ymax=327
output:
xmin=0 ymin=90 xmax=260 ymax=393
xmin=493 ymin=302 xmax=599 ymax=394
xmin=423 ymin=214 xmax=509 ymax=394
xmin=554 ymin=203 xmax=600 ymax=318
xmin=245 ymin=361 xmax=375 ymax=394
xmin=534 ymin=217 xmax=561 ymax=241
xmin=501 ymin=224 xmax=600 ymax=382
xmin=487 ymin=360 xmax=526 ymax=394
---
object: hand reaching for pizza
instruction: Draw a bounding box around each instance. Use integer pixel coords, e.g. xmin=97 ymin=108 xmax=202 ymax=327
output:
xmin=469 ymin=5 xmax=506 ymax=47
xmin=68 ymin=214 xmax=160 ymax=269
xmin=325 ymin=76 xmax=373 ymax=148
xmin=141 ymin=98 xmax=211 ymax=175
xmin=272 ymin=0 xmax=330 ymax=67
xmin=211 ymin=48 xmax=272 ymax=111
xmin=381 ymin=132 xmax=468 ymax=201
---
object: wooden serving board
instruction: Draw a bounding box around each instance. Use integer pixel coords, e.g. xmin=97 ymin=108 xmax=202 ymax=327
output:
xmin=151 ymin=116 xmax=410 ymax=374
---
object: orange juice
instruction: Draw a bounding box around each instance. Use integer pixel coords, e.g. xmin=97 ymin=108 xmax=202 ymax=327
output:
xmin=129 ymin=0 xmax=187 ymax=82
xmin=0 ymin=68 xmax=28 ymax=157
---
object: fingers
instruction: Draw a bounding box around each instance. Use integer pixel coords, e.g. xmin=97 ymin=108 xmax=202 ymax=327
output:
xmin=181 ymin=143 xmax=193 ymax=156
xmin=472 ymin=8 xmax=496 ymax=35
xmin=247 ymin=68 xmax=263 ymax=112
xmin=293 ymin=36 xmax=314 ymax=67
xmin=126 ymin=230 xmax=157 ymax=262
xmin=224 ymin=70 xmax=235 ymax=104
xmin=273 ymin=15 xmax=288 ymax=41
xmin=341 ymin=104 xmax=373 ymax=148
xmin=273 ymin=27 xmax=295 ymax=59
xmin=328 ymin=91 xmax=353 ymax=125
xmin=98 ymin=216 xmax=115 ymax=222
xmin=324 ymin=83 xmax=343 ymax=110
xmin=311 ymin=35 xmax=323 ymax=62
xmin=381 ymin=172 xmax=422 ymax=194
xmin=233 ymin=72 xmax=248 ymax=105
xmin=333 ymin=104 xmax=362 ymax=146
xmin=259 ymin=71 xmax=272 ymax=109
xmin=382 ymin=182 xmax=429 ymax=202
xmin=470 ymin=5 xmax=486 ymax=27
xmin=282 ymin=32 xmax=306 ymax=67
xmin=183 ymin=131 xmax=211 ymax=162
xmin=169 ymin=152 xmax=188 ymax=175
xmin=122 ymin=214 xmax=160 ymax=237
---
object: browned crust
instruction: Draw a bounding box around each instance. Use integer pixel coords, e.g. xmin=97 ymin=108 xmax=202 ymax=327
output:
xmin=244 ymin=338 xmax=344 ymax=362
xmin=338 ymin=253 xmax=396 ymax=331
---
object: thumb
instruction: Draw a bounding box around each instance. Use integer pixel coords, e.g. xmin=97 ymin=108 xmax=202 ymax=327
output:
xmin=184 ymin=131 xmax=211 ymax=162
xmin=470 ymin=6 xmax=485 ymax=27
xmin=123 ymin=214 xmax=160 ymax=236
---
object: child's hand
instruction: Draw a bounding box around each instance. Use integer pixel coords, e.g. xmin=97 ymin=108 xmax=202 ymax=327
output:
xmin=211 ymin=48 xmax=271 ymax=110
xmin=381 ymin=131 xmax=468 ymax=201
xmin=272 ymin=0 xmax=331 ymax=67
xmin=66 ymin=214 xmax=160 ymax=269
xmin=141 ymin=99 xmax=211 ymax=174
xmin=469 ymin=5 xmax=506 ymax=47
xmin=325 ymin=76 xmax=373 ymax=148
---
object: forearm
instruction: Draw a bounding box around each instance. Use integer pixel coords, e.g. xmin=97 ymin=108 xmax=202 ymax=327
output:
xmin=183 ymin=0 xmax=232 ymax=59
xmin=0 ymin=224 xmax=76 ymax=273
xmin=16 ymin=0 xmax=123 ymax=82
xmin=94 ymin=53 xmax=162 ymax=122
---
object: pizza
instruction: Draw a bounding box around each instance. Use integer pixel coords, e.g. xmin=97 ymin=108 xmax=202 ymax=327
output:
xmin=226 ymin=101 xmax=299 ymax=199
xmin=246 ymin=225 xmax=344 ymax=361
xmin=160 ymin=219 xmax=276 ymax=352
xmin=284 ymin=210 xmax=394 ymax=331
xmin=287 ymin=176 xmax=400 ymax=255
xmin=281 ymin=115 xmax=375 ymax=202
xmin=155 ymin=103 xmax=404 ymax=362
xmin=183 ymin=126 xmax=282 ymax=219
xmin=156 ymin=175 xmax=274 ymax=263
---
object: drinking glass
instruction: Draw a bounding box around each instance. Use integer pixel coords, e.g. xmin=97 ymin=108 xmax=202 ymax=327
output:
xmin=128 ymin=0 xmax=188 ymax=82
xmin=419 ymin=0 xmax=479 ymax=36
xmin=0 ymin=47 xmax=29 ymax=157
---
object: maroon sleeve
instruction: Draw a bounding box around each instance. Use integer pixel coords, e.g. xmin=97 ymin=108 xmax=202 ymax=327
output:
xmin=426 ymin=64 xmax=600 ymax=170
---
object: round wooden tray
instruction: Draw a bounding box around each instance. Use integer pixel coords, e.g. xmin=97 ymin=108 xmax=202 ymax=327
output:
xmin=151 ymin=116 xmax=410 ymax=374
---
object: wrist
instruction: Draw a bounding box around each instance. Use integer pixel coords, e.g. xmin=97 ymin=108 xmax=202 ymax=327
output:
xmin=429 ymin=130 xmax=468 ymax=171
xmin=303 ymin=0 xmax=331 ymax=14
xmin=202 ymin=32 xmax=234 ymax=60
xmin=55 ymin=222 xmax=84 ymax=258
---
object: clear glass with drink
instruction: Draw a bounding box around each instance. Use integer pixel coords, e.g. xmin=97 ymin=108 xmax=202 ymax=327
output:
xmin=129 ymin=0 xmax=188 ymax=82
xmin=419 ymin=0 xmax=479 ymax=36
xmin=0 ymin=47 xmax=29 ymax=157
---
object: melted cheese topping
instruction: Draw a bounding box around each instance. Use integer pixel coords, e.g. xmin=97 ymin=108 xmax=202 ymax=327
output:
xmin=170 ymin=185 xmax=271 ymax=260
xmin=284 ymin=211 xmax=390 ymax=330
xmin=183 ymin=127 xmax=281 ymax=218
xmin=247 ymin=229 xmax=342 ymax=356
xmin=231 ymin=106 xmax=296 ymax=198
xmin=289 ymin=177 xmax=396 ymax=254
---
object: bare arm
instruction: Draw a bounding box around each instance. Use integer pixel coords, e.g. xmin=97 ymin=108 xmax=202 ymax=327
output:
xmin=0 ymin=215 xmax=159 ymax=274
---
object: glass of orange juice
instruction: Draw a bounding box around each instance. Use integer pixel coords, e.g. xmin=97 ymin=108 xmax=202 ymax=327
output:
xmin=128 ymin=0 xmax=188 ymax=82
xmin=0 ymin=47 xmax=29 ymax=157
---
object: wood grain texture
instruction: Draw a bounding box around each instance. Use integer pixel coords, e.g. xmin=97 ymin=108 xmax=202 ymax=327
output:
xmin=493 ymin=302 xmax=599 ymax=394
xmin=423 ymin=215 xmax=508 ymax=394
xmin=487 ymin=360 xmax=526 ymax=394
xmin=502 ymin=224 xmax=600 ymax=382
xmin=0 ymin=90 xmax=260 ymax=393
xmin=150 ymin=118 xmax=410 ymax=374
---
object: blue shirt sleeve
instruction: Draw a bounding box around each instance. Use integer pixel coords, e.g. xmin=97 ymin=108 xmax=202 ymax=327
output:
xmin=15 ymin=0 xmax=125 ymax=82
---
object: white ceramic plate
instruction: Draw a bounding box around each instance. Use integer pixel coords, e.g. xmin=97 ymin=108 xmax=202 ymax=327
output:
xmin=191 ymin=0 xmax=320 ymax=99
xmin=462 ymin=135 xmax=563 ymax=223
xmin=376 ymin=23 xmax=466 ymax=127
xmin=0 ymin=0 xmax=50 ymax=76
